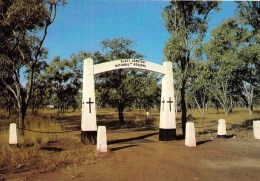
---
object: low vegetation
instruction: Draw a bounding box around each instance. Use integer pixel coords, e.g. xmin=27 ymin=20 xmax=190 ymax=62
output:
xmin=0 ymin=108 xmax=259 ymax=175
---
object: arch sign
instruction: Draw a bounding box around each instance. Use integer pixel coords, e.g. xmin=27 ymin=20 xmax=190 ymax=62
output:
xmin=81 ymin=58 xmax=176 ymax=143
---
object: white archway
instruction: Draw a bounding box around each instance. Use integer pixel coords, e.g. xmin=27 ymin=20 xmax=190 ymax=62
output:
xmin=81 ymin=58 xmax=176 ymax=143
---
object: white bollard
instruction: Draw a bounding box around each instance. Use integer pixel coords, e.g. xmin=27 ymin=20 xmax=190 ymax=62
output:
xmin=146 ymin=112 xmax=149 ymax=116
xmin=97 ymin=126 xmax=107 ymax=152
xmin=218 ymin=119 xmax=226 ymax=137
xmin=185 ymin=122 xmax=196 ymax=147
xmin=253 ymin=121 xmax=260 ymax=139
xmin=9 ymin=123 xmax=18 ymax=145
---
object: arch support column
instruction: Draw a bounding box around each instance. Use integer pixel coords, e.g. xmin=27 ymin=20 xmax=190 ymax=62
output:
xmin=81 ymin=58 xmax=97 ymax=144
xmin=159 ymin=61 xmax=176 ymax=141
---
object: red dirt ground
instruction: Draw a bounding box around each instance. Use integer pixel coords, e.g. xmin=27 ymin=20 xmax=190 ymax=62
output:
xmin=3 ymin=129 xmax=260 ymax=181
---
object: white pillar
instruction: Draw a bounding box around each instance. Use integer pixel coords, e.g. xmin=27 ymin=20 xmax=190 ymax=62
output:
xmin=81 ymin=58 xmax=97 ymax=144
xmin=217 ymin=119 xmax=227 ymax=137
xmin=9 ymin=123 xmax=17 ymax=145
xmin=185 ymin=122 xmax=196 ymax=147
xmin=253 ymin=121 xmax=260 ymax=139
xmin=97 ymin=126 xmax=107 ymax=152
xmin=159 ymin=61 xmax=176 ymax=141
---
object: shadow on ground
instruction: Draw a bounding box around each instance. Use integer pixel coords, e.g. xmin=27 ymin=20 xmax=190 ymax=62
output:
xmin=108 ymin=132 xmax=158 ymax=145
xmin=110 ymin=145 xmax=138 ymax=152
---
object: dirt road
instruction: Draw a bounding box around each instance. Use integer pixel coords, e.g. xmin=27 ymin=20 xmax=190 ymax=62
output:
xmin=5 ymin=129 xmax=260 ymax=181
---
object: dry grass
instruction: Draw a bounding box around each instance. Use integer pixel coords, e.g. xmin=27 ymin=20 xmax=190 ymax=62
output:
xmin=0 ymin=107 xmax=259 ymax=175
xmin=0 ymin=110 xmax=97 ymax=175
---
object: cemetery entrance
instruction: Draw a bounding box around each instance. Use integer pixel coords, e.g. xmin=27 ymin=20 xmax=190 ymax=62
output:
xmin=81 ymin=58 xmax=176 ymax=143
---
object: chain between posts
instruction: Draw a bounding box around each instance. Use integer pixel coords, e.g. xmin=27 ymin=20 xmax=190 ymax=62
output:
xmin=0 ymin=122 xmax=248 ymax=133
xmin=177 ymin=122 xmax=245 ymax=129
xmin=0 ymin=127 xmax=9 ymax=131
xmin=17 ymin=127 xmax=79 ymax=134
xmin=225 ymin=123 xmax=243 ymax=126
xmin=195 ymin=123 xmax=218 ymax=129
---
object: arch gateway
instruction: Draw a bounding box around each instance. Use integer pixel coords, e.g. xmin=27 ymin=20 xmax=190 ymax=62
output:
xmin=81 ymin=58 xmax=176 ymax=143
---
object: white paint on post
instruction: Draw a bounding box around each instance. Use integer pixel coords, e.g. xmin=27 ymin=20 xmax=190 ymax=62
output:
xmin=253 ymin=121 xmax=260 ymax=139
xmin=159 ymin=61 xmax=176 ymax=129
xmin=9 ymin=123 xmax=17 ymax=145
xmin=81 ymin=58 xmax=97 ymax=131
xmin=97 ymin=126 xmax=107 ymax=152
xmin=217 ymin=119 xmax=227 ymax=136
xmin=185 ymin=122 xmax=196 ymax=147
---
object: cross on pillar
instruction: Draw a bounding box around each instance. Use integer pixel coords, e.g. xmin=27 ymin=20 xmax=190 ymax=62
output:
xmin=86 ymin=97 xmax=94 ymax=113
xmin=162 ymin=98 xmax=165 ymax=111
xmin=167 ymin=97 xmax=173 ymax=112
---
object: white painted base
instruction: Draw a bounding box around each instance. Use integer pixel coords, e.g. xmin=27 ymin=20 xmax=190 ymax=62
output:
xmin=97 ymin=126 xmax=107 ymax=152
xmin=9 ymin=123 xmax=17 ymax=145
xmin=218 ymin=119 xmax=226 ymax=136
xmin=253 ymin=121 xmax=260 ymax=139
xmin=185 ymin=122 xmax=196 ymax=147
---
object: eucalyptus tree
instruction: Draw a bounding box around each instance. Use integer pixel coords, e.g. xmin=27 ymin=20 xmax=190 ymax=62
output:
xmin=204 ymin=19 xmax=249 ymax=114
xmin=44 ymin=56 xmax=81 ymax=114
xmin=237 ymin=1 xmax=260 ymax=40
xmin=162 ymin=1 xmax=220 ymax=134
xmin=188 ymin=61 xmax=209 ymax=117
xmin=95 ymin=38 xmax=143 ymax=124
xmin=0 ymin=0 xmax=66 ymax=130
xmin=95 ymin=38 xmax=160 ymax=124
xmin=236 ymin=2 xmax=260 ymax=116
xmin=238 ymin=42 xmax=260 ymax=116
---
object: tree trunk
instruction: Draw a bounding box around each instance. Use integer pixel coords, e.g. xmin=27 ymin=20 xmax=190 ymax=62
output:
xmin=248 ymin=104 xmax=253 ymax=117
xmin=19 ymin=105 xmax=27 ymax=135
xmin=180 ymin=85 xmax=187 ymax=136
xmin=118 ymin=106 xmax=125 ymax=125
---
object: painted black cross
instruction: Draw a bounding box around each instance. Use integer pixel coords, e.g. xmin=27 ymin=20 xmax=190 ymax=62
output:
xmin=162 ymin=98 xmax=165 ymax=111
xmin=86 ymin=97 xmax=94 ymax=113
xmin=167 ymin=97 xmax=173 ymax=112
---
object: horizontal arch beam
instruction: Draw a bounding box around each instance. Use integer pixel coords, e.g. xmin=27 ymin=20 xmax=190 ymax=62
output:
xmin=93 ymin=59 xmax=165 ymax=75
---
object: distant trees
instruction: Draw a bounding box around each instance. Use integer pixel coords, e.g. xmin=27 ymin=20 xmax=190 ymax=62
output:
xmin=0 ymin=0 xmax=66 ymax=130
xmin=26 ymin=40 xmax=161 ymax=125
xmin=162 ymin=1 xmax=260 ymax=121
xmin=203 ymin=19 xmax=247 ymax=115
xmin=95 ymin=38 xmax=160 ymax=124
xmin=184 ymin=3 xmax=260 ymax=116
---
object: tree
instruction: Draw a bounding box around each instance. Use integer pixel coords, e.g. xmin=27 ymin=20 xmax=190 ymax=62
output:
xmin=203 ymin=19 xmax=248 ymax=114
xmin=237 ymin=1 xmax=260 ymax=40
xmin=95 ymin=38 xmax=160 ymax=124
xmin=188 ymin=61 xmax=209 ymax=117
xmin=236 ymin=2 xmax=260 ymax=116
xmin=30 ymin=61 xmax=48 ymax=115
xmin=238 ymin=43 xmax=260 ymax=116
xmin=43 ymin=56 xmax=82 ymax=114
xmin=0 ymin=0 xmax=66 ymax=131
xmin=162 ymin=1 xmax=220 ymax=134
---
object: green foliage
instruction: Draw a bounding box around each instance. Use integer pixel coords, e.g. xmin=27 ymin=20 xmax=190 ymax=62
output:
xmin=202 ymin=18 xmax=260 ymax=115
xmin=43 ymin=55 xmax=83 ymax=111
xmin=0 ymin=0 xmax=65 ymax=129
xmin=162 ymin=1 xmax=220 ymax=133
xmin=95 ymin=38 xmax=160 ymax=124
xmin=236 ymin=1 xmax=260 ymax=40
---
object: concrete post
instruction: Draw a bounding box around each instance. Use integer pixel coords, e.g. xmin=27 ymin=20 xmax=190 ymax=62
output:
xmin=97 ymin=126 xmax=107 ymax=152
xmin=185 ymin=122 xmax=196 ymax=147
xmin=81 ymin=58 xmax=97 ymax=144
xmin=217 ymin=119 xmax=227 ymax=138
xmin=159 ymin=61 xmax=176 ymax=141
xmin=253 ymin=121 xmax=260 ymax=139
xmin=9 ymin=123 xmax=18 ymax=145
